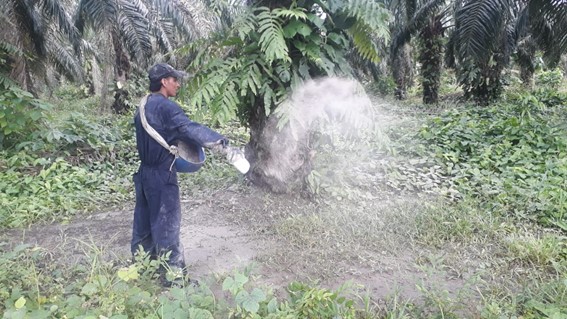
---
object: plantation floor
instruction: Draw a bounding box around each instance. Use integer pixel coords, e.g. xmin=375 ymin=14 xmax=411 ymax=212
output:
xmin=2 ymin=185 xmax=470 ymax=306
xmin=2 ymin=102 xmax=482 ymax=311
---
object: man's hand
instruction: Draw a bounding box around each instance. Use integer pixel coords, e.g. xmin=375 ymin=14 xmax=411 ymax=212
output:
xmin=204 ymin=138 xmax=229 ymax=153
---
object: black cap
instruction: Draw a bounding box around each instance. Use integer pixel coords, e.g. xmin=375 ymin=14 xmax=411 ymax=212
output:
xmin=148 ymin=63 xmax=187 ymax=82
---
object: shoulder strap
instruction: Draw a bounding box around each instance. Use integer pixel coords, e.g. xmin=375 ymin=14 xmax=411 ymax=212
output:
xmin=139 ymin=94 xmax=179 ymax=157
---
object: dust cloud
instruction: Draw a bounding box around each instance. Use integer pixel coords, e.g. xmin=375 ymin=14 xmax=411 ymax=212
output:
xmin=255 ymin=77 xmax=376 ymax=191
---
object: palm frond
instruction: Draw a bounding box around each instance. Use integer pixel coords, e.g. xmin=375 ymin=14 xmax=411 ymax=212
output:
xmin=348 ymin=21 xmax=381 ymax=63
xmin=74 ymin=0 xmax=118 ymax=32
xmin=455 ymin=0 xmax=511 ymax=63
xmin=256 ymin=7 xmax=289 ymax=63
xmin=0 ymin=41 xmax=22 ymax=85
xmin=147 ymin=0 xmax=202 ymax=41
xmin=513 ymin=5 xmax=530 ymax=41
xmin=13 ymin=0 xmax=48 ymax=57
xmin=150 ymin=20 xmax=175 ymax=59
xmin=527 ymin=0 xmax=567 ymax=66
xmin=38 ymin=0 xmax=80 ymax=46
xmin=46 ymin=32 xmax=84 ymax=82
xmin=405 ymin=0 xmax=417 ymax=20
xmin=444 ymin=29 xmax=456 ymax=68
xmin=117 ymin=0 xmax=152 ymax=64
xmin=345 ymin=0 xmax=391 ymax=34
xmin=391 ymin=0 xmax=446 ymax=56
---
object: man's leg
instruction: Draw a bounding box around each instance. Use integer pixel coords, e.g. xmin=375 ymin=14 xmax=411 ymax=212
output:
xmin=131 ymin=171 xmax=156 ymax=258
xmin=152 ymin=175 xmax=186 ymax=270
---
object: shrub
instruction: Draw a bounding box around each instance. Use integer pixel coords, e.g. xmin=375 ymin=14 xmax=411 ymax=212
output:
xmin=415 ymin=93 xmax=567 ymax=230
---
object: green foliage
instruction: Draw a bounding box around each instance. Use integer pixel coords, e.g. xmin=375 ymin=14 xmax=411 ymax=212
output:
xmin=0 ymin=89 xmax=138 ymax=228
xmin=536 ymin=68 xmax=564 ymax=89
xmin=0 ymin=244 xmax=370 ymax=318
xmin=0 ymin=153 xmax=132 ymax=228
xmin=415 ymin=92 xmax=567 ymax=230
xmin=367 ymin=75 xmax=396 ymax=96
xmin=0 ymin=41 xmax=20 ymax=88
xmin=181 ymin=0 xmax=390 ymax=125
xmin=0 ymin=85 xmax=51 ymax=149
xmin=288 ymin=282 xmax=357 ymax=319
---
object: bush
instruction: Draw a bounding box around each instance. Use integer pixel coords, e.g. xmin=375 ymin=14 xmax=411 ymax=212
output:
xmin=0 ymin=91 xmax=138 ymax=228
xmin=0 ymin=85 xmax=51 ymax=150
xmin=0 ymin=244 xmax=369 ymax=318
xmin=415 ymin=92 xmax=567 ymax=230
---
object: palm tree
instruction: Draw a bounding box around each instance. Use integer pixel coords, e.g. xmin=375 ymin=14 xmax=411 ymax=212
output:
xmin=387 ymin=0 xmax=416 ymax=100
xmin=390 ymin=0 xmax=448 ymax=104
xmin=446 ymin=0 xmax=567 ymax=103
xmin=181 ymin=0 xmax=390 ymax=193
xmin=73 ymin=0 xmax=210 ymax=112
xmin=1 ymin=0 xmax=82 ymax=92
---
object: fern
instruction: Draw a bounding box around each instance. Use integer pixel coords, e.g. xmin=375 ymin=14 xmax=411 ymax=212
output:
xmin=213 ymin=80 xmax=239 ymax=123
xmin=232 ymin=8 xmax=258 ymax=40
xmin=0 ymin=41 xmax=22 ymax=89
xmin=240 ymin=61 xmax=262 ymax=96
xmin=261 ymin=82 xmax=275 ymax=116
xmin=256 ymin=7 xmax=290 ymax=63
xmin=273 ymin=7 xmax=308 ymax=20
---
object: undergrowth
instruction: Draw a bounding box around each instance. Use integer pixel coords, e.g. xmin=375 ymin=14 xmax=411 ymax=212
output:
xmin=2 ymin=74 xmax=567 ymax=317
xmin=0 ymin=88 xmax=138 ymax=228
xmin=0 ymin=243 xmax=376 ymax=318
xmin=397 ymin=88 xmax=567 ymax=231
xmin=0 ymin=85 xmax=247 ymax=228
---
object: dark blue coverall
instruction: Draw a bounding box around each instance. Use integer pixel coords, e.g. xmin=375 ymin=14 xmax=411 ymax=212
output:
xmin=131 ymin=93 xmax=225 ymax=270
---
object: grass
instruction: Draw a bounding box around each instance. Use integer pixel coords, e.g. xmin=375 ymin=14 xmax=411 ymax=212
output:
xmin=2 ymin=80 xmax=567 ymax=317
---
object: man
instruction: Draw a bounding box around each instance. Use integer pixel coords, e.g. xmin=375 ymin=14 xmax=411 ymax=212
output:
xmin=131 ymin=63 xmax=227 ymax=285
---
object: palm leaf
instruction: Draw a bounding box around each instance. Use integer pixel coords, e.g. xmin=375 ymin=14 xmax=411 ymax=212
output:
xmin=444 ymin=29 xmax=457 ymax=68
xmin=13 ymin=0 xmax=48 ymax=57
xmin=348 ymin=21 xmax=381 ymax=63
xmin=345 ymin=0 xmax=391 ymax=35
xmin=391 ymin=0 xmax=447 ymax=56
xmin=117 ymin=0 xmax=152 ymax=63
xmin=256 ymin=7 xmax=289 ymax=63
xmin=75 ymin=0 xmax=118 ymax=32
xmin=38 ymin=0 xmax=80 ymax=46
xmin=147 ymin=0 xmax=202 ymax=41
xmin=46 ymin=32 xmax=84 ymax=82
xmin=527 ymin=0 xmax=567 ymax=66
xmin=455 ymin=0 xmax=511 ymax=63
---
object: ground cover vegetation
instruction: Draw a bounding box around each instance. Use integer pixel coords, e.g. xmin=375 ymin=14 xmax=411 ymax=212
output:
xmin=1 ymin=0 xmax=567 ymax=317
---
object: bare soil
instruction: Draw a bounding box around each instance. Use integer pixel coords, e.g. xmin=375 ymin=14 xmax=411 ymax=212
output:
xmin=3 ymin=185 xmax=466 ymax=304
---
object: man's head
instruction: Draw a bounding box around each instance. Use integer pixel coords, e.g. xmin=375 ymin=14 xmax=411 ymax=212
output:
xmin=148 ymin=63 xmax=186 ymax=96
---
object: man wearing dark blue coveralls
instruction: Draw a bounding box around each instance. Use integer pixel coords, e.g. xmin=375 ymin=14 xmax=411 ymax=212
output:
xmin=131 ymin=63 xmax=227 ymax=284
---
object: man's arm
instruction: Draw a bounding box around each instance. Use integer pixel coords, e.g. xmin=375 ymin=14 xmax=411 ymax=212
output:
xmin=166 ymin=102 xmax=228 ymax=148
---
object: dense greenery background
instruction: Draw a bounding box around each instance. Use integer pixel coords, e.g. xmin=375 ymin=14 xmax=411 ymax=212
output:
xmin=1 ymin=0 xmax=567 ymax=317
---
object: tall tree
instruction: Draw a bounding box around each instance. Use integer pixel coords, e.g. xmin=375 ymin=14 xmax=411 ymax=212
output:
xmin=73 ymin=0 xmax=208 ymax=112
xmin=387 ymin=0 xmax=417 ymax=100
xmin=1 ymin=0 xmax=82 ymax=92
xmin=181 ymin=0 xmax=390 ymax=193
xmin=391 ymin=0 xmax=448 ymax=104
xmin=446 ymin=0 xmax=567 ymax=103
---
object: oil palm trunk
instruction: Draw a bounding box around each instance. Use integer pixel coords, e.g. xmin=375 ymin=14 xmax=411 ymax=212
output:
xmin=419 ymin=15 xmax=444 ymax=104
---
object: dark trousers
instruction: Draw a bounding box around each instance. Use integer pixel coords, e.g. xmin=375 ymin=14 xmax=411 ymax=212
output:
xmin=131 ymin=166 xmax=186 ymax=270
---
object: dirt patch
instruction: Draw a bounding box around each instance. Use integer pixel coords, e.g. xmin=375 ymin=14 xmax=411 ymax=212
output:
xmin=2 ymin=185 xmax=470 ymax=304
